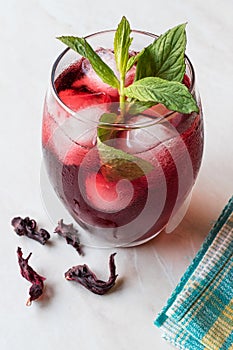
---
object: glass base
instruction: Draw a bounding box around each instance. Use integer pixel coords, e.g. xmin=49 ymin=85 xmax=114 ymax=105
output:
xmin=165 ymin=191 xmax=193 ymax=234
xmin=122 ymin=228 xmax=164 ymax=247
xmin=40 ymin=161 xmax=192 ymax=248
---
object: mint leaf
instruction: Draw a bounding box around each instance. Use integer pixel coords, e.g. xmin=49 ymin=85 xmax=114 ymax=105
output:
xmin=97 ymin=113 xmax=119 ymax=142
xmin=57 ymin=36 xmax=86 ymax=56
xmin=113 ymin=16 xmax=132 ymax=114
xmin=114 ymin=16 xmax=132 ymax=76
xmin=124 ymin=77 xmax=199 ymax=114
xmin=135 ymin=24 xmax=187 ymax=82
xmin=57 ymin=36 xmax=120 ymax=89
xmin=97 ymin=113 xmax=154 ymax=181
xmin=128 ymin=100 xmax=157 ymax=115
xmin=126 ymin=49 xmax=145 ymax=72
xmin=97 ymin=141 xmax=154 ymax=182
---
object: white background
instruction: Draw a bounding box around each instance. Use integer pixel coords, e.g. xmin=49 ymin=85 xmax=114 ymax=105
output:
xmin=0 ymin=1 xmax=232 ymax=349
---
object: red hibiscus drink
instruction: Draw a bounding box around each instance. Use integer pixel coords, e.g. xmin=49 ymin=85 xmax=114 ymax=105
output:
xmin=42 ymin=27 xmax=204 ymax=247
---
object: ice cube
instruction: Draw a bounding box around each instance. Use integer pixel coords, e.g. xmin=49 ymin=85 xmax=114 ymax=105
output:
xmin=84 ymin=173 xmax=134 ymax=213
xmin=59 ymin=89 xmax=111 ymax=111
xmin=115 ymin=114 xmax=179 ymax=154
xmin=71 ymin=49 xmax=118 ymax=99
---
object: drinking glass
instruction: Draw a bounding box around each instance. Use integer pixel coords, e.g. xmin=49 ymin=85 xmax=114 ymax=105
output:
xmin=42 ymin=30 xmax=204 ymax=247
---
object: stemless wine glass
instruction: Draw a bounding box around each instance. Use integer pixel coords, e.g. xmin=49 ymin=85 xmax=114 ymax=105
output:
xmin=41 ymin=29 xmax=204 ymax=248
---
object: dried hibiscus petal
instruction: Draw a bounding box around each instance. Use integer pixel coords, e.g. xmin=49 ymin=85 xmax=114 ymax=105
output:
xmin=17 ymin=247 xmax=46 ymax=306
xmin=65 ymin=253 xmax=118 ymax=295
xmin=11 ymin=216 xmax=50 ymax=245
xmin=54 ymin=219 xmax=83 ymax=255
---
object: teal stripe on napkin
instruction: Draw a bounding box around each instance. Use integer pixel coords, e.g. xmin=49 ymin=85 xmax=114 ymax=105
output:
xmin=154 ymin=196 xmax=233 ymax=350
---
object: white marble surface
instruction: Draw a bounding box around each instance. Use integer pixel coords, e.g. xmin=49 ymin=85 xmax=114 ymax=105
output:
xmin=0 ymin=1 xmax=233 ymax=349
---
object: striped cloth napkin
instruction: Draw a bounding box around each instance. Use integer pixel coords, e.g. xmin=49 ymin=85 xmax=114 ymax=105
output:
xmin=154 ymin=196 xmax=233 ymax=350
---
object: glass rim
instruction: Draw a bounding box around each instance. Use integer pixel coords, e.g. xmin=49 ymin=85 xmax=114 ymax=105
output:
xmin=50 ymin=29 xmax=196 ymax=129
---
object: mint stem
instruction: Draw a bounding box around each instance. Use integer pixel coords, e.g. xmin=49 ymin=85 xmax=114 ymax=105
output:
xmin=119 ymin=71 xmax=128 ymax=122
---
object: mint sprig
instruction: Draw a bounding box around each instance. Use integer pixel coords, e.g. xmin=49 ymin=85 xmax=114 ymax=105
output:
xmin=57 ymin=18 xmax=199 ymax=182
xmin=58 ymin=20 xmax=197 ymax=114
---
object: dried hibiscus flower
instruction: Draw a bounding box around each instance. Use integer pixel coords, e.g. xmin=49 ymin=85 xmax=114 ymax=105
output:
xmin=65 ymin=253 xmax=118 ymax=295
xmin=11 ymin=216 xmax=50 ymax=245
xmin=54 ymin=219 xmax=83 ymax=255
xmin=17 ymin=247 xmax=46 ymax=306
